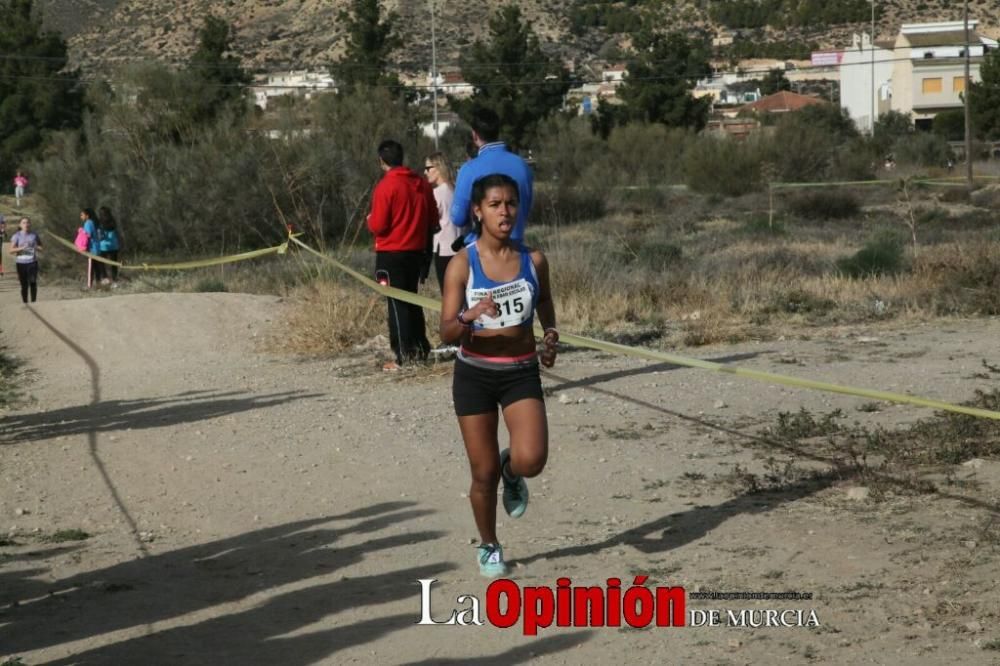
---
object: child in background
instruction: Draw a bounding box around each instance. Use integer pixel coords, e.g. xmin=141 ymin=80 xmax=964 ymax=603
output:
xmin=9 ymin=217 xmax=41 ymax=303
xmin=97 ymin=206 xmax=121 ymax=285
xmin=13 ymin=171 xmax=28 ymax=208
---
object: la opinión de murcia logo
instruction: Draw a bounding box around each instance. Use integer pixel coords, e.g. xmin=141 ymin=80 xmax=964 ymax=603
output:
xmin=417 ymin=578 xmax=821 ymax=635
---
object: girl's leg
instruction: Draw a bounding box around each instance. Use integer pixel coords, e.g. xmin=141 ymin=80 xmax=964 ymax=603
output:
xmin=501 ymin=398 xmax=548 ymax=479
xmin=458 ymin=411 xmax=501 ymax=545
xmin=28 ymin=264 xmax=37 ymax=302
xmin=16 ymin=265 xmax=28 ymax=304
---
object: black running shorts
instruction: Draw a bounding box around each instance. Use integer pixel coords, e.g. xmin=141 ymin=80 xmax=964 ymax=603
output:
xmin=452 ymin=358 xmax=544 ymax=416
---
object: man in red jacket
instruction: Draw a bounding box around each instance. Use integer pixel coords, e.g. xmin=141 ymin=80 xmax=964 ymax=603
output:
xmin=367 ymin=139 xmax=436 ymax=369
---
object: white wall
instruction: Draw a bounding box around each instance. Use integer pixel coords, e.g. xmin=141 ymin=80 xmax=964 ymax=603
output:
xmin=840 ymin=34 xmax=895 ymax=133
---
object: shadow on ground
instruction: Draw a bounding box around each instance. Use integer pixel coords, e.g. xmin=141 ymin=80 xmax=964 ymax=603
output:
xmin=2 ymin=389 xmax=323 ymax=444
xmin=1 ymin=502 xmax=457 ymax=665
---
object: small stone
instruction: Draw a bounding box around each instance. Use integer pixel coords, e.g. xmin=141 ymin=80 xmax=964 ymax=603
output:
xmin=598 ymin=457 xmax=607 ymax=463
xmin=558 ymin=393 xmax=573 ymax=405
xmin=846 ymin=487 xmax=870 ymax=501
xmin=467 ymin=538 xmax=476 ymax=545
xmin=962 ymin=540 xmax=978 ymax=550
xmin=253 ymin=515 xmax=260 ymax=522
xmin=184 ymin=456 xmax=193 ymax=462
xmin=965 ymin=620 xmax=983 ymax=633
xmin=962 ymin=458 xmax=985 ymax=469
xmin=14 ymin=508 xmax=28 ymax=516
xmin=713 ymin=400 xmax=727 ymax=409
xmin=728 ymin=638 xmax=742 ymax=649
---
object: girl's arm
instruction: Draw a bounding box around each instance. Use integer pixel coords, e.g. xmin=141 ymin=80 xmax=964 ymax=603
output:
xmin=532 ymin=250 xmax=559 ymax=367
xmin=439 ymin=251 xmax=471 ymax=345
xmin=439 ymin=251 xmax=498 ymax=345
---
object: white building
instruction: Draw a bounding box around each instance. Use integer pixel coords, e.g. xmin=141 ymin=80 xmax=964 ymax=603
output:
xmin=425 ymin=70 xmax=475 ymax=98
xmin=839 ymin=33 xmax=895 ymax=133
xmin=840 ymin=21 xmax=999 ymax=133
xmin=253 ymin=70 xmax=337 ymax=110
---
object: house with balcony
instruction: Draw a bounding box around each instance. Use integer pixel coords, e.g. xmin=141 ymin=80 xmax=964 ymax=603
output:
xmin=840 ymin=21 xmax=999 ymax=132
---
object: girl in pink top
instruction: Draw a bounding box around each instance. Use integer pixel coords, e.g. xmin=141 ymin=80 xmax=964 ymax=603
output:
xmin=13 ymin=171 xmax=28 ymax=208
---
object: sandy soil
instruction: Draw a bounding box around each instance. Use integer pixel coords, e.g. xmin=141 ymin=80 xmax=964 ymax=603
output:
xmin=2 ymin=279 xmax=1000 ymax=665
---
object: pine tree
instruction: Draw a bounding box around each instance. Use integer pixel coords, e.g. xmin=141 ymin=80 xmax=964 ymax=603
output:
xmin=969 ymin=49 xmax=1000 ymax=141
xmin=452 ymin=5 xmax=572 ymax=150
xmin=331 ymin=0 xmax=402 ymax=92
xmin=615 ymin=30 xmax=711 ymax=131
xmin=0 ymin=0 xmax=82 ymax=175
xmin=187 ymin=16 xmax=250 ymax=125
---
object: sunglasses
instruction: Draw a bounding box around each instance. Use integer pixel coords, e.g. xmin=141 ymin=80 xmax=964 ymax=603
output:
xmin=423 ymin=165 xmax=434 ymax=172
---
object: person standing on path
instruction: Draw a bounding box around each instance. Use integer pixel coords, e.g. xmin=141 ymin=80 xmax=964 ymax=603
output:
xmin=423 ymin=152 xmax=459 ymax=293
xmin=97 ymin=206 xmax=121 ymax=285
xmin=80 ymin=208 xmax=105 ymax=286
xmin=8 ymin=217 xmax=42 ymax=304
xmin=366 ymin=139 xmax=436 ymax=370
xmin=439 ymin=174 xmax=559 ymax=577
xmin=450 ymin=108 xmax=534 ymax=249
xmin=13 ymin=171 xmax=28 ymax=208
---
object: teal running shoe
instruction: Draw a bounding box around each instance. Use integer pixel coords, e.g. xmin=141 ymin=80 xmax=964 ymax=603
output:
xmin=499 ymin=448 xmax=529 ymax=518
xmin=477 ymin=543 xmax=509 ymax=578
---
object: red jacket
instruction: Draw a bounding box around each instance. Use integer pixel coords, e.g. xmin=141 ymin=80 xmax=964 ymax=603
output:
xmin=366 ymin=167 xmax=437 ymax=252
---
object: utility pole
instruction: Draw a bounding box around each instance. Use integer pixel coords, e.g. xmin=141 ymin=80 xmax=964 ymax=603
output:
xmin=964 ymin=0 xmax=973 ymax=189
xmin=870 ymin=0 xmax=876 ymax=134
xmin=430 ymin=0 xmax=440 ymax=150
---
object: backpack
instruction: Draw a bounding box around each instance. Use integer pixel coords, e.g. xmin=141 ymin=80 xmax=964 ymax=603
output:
xmin=74 ymin=227 xmax=90 ymax=251
xmin=100 ymin=229 xmax=119 ymax=252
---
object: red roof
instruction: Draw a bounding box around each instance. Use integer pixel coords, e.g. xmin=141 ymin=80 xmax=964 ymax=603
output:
xmin=741 ymin=90 xmax=827 ymax=114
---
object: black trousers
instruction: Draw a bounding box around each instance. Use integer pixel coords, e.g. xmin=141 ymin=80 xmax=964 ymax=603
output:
xmin=375 ymin=251 xmax=431 ymax=364
xmin=101 ymin=251 xmax=119 ymax=281
xmin=16 ymin=262 xmax=38 ymax=303
xmin=434 ymin=252 xmax=453 ymax=294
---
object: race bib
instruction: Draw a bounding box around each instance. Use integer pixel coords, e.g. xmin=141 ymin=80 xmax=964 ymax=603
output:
xmin=467 ymin=279 xmax=534 ymax=329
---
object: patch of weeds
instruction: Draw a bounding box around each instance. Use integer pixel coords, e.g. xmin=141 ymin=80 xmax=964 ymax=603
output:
xmin=193 ymin=278 xmax=227 ymax=293
xmin=787 ymin=190 xmax=860 ymax=220
xmin=610 ymin=493 xmax=632 ymax=500
xmin=742 ymin=214 xmax=786 ymax=236
xmin=837 ymin=234 xmax=906 ymax=278
xmin=982 ymin=359 xmax=1000 ymax=375
xmin=981 ymin=638 xmax=1000 ymax=651
xmin=762 ymin=569 xmax=784 ymax=580
xmin=856 ymin=402 xmax=882 ymax=413
xmin=719 ymin=463 xmax=762 ymax=494
xmin=40 ymin=529 xmax=90 ymax=543
xmin=2 ymin=658 xmax=26 ymax=666
xmin=0 ymin=537 xmax=18 ymax=547
xmin=767 ymin=408 xmax=844 ymax=441
xmin=768 ymin=289 xmax=835 ymax=317
xmin=642 ymin=478 xmax=670 ymax=491
xmin=605 ymin=426 xmax=641 ymax=441
xmin=0 ymin=339 xmax=24 ymax=409
xmin=681 ymin=471 xmax=706 ymax=481
xmin=866 ymin=389 xmax=1000 ymax=465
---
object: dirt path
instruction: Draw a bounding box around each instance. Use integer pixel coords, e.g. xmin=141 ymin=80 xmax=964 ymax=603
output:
xmin=2 ymin=281 xmax=1000 ymax=664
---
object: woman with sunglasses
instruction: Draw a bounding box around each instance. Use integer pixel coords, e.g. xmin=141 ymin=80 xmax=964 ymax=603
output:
xmin=423 ymin=152 xmax=461 ymax=292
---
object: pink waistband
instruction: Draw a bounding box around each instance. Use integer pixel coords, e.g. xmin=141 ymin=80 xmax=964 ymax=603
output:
xmin=459 ymin=347 xmax=536 ymax=363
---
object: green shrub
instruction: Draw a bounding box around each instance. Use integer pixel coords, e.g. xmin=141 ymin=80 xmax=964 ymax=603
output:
xmin=837 ymin=234 xmax=905 ymax=277
xmin=893 ymin=132 xmax=953 ymax=168
xmin=685 ymin=136 xmax=762 ymax=196
xmin=742 ymin=213 xmax=786 ymax=235
xmin=787 ymin=190 xmax=861 ymax=220
xmin=194 ymin=278 xmax=228 ymax=292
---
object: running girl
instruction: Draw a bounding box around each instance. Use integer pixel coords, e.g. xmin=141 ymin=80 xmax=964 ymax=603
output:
xmin=439 ymin=174 xmax=558 ymax=578
xmin=9 ymin=217 xmax=41 ymax=304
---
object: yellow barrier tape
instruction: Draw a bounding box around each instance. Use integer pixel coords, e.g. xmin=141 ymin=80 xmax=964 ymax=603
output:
xmin=45 ymin=231 xmax=293 ymax=271
xmin=47 ymin=229 xmax=1000 ymax=421
xmin=771 ymin=175 xmax=1000 ymax=191
xmin=291 ymin=237 xmax=1000 ymax=421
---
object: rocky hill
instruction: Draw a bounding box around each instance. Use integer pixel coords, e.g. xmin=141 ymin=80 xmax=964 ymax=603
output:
xmin=34 ymin=0 xmax=1000 ymax=75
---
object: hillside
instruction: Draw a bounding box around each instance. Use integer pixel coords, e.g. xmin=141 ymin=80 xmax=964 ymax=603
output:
xmin=35 ymin=0 xmax=1000 ymax=75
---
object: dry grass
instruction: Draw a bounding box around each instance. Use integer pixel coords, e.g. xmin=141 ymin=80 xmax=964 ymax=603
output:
xmin=275 ymin=280 xmax=385 ymax=356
